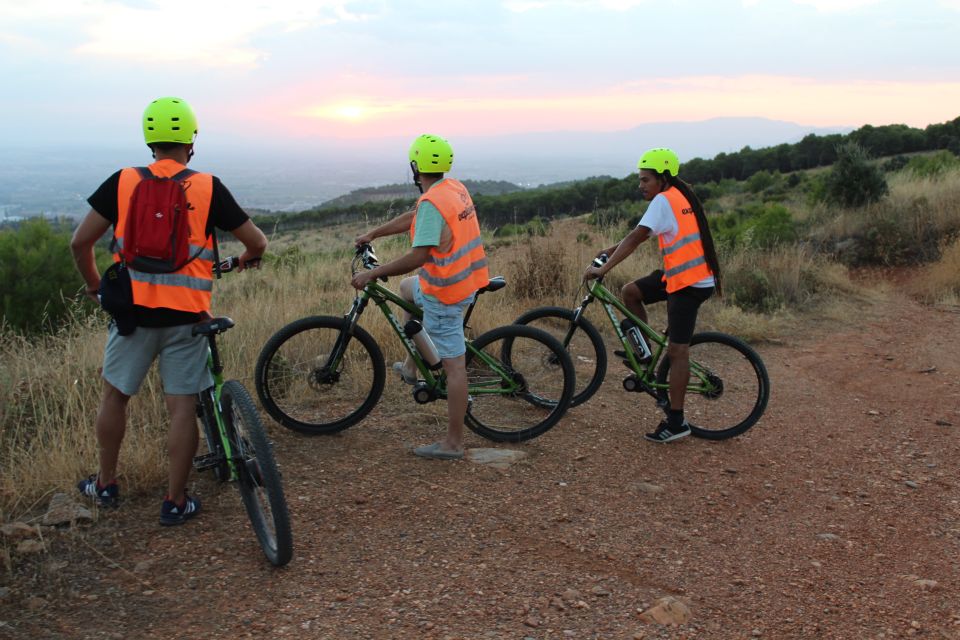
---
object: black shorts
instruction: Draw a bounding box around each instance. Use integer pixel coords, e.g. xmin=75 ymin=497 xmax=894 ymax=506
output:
xmin=632 ymin=269 xmax=714 ymax=345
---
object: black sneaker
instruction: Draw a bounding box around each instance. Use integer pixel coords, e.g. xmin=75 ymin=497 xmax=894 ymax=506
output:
xmin=77 ymin=474 xmax=120 ymax=508
xmin=159 ymin=493 xmax=201 ymax=526
xmin=644 ymin=420 xmax=692 ymax=443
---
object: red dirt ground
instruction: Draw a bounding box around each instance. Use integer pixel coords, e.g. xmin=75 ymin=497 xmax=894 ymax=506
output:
xmin=2 ymin=277 xmax=959 ymax=639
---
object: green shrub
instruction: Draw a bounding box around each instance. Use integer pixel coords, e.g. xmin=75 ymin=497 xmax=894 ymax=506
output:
xmin=494 ymin=223 xmax=525 ymax=238
xmin=587 ymin=202 xmax=644 ymax=229
xmin=711 ymin=203 xmax=797 ymax=250
xmin=905 ymin=150 xmax=960 ymax=179
xmin=493 ymin=216 xmax=552 ymax=238
xmin=0 ymin=218 xmax=88 ymax=333
xmin=882 ymin=155 xmax=910 ymax=173
xmin=724 ymin=268 xmax=784 ymax=313
xmin=749 ymin=204 xmax=797 ymax=248
xmin=526 ymin=216 xmax=550 ymax=237
xmin=746 ymin=170 xmax=778 ymax=194
xmin=824 ymin=142 xmax=889 ymax=207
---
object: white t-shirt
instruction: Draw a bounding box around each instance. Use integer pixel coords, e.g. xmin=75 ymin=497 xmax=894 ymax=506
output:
xmin=637 ymin=193 xmax=715 ymax=288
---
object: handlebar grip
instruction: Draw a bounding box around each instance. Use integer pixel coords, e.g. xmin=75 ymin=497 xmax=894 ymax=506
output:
xmin=217 ymin=256 xmax=262 ymax=273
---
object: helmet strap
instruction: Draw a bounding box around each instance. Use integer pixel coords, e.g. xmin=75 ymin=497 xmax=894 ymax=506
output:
xmin=410 ymin=160 xmax=423 ymax=194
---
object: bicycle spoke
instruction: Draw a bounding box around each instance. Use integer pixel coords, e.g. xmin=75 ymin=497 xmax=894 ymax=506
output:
xmin=256 ymin=317 xmax=385 ymax=434
xmin=465 ymin=325 xmax=574 ymax=442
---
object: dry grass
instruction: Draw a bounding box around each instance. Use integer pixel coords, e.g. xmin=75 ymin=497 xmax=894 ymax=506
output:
xmin=909 ymin=236 xmax=960 ymax=306
xmin=0 ymin=215 xmax=871 ymax=519
xmin=806 ymin=166 xmax=960 ymax=265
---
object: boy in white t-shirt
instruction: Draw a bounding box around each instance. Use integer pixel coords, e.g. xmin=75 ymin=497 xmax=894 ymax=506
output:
xmin=583 ymin=148 xmax=722 ymax=443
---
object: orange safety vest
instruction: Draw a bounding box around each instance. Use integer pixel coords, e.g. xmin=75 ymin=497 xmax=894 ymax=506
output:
xmin=410 ymin=179 xmax=490 ymax=304
xmin=658 ymin=187 xmax=713 ymax=293
xmin=114 ymin=159 xmax=215 ymax=313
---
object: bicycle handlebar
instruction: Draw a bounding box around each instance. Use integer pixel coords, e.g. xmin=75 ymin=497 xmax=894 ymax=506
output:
xmin=218 ymin=256 xmax=262 ymax=273
xmin=353 ymin=243 xmax=388 ymax=281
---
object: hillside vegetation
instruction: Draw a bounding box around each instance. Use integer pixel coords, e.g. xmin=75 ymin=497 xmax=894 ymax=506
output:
xmin=2 ymin=124 xmax=960 ymax=517
xmin=317 ymin=179 xmax=524 ymax=209
xmin=253 ymin=116 xmax=960 ymax=232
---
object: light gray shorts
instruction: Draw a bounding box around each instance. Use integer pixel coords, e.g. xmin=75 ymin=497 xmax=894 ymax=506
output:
xmin=412 ymin=279 xmax=475 ymax=359
xmin=102 ymin=323 xmax=213 ymax=396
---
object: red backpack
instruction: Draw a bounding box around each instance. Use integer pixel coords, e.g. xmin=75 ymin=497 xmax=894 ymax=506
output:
xmin=117 ymin=167 xmax=203 ymax=273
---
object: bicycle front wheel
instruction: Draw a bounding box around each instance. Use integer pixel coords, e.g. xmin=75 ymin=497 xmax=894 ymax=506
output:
xmin=514 ymin=306 xmax=607 ymax=407
xmin=222 ymin=380 xmax=293 ymax=567
xmin=465 ymin=324 xmax=575 ymax=443
xmin=655 ymin=331 xmax=770 ymax=440
xmin=255 ymin=316 xmax=386 ymax=434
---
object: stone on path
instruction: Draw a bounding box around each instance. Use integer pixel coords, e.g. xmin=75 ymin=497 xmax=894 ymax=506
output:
xmin=42 ymin=493 xmax=93 ymax=526
xmin=638 ymin=596 xmax=691 ymax=626
xmin=466 ymin=448 xmax=528 ymax=469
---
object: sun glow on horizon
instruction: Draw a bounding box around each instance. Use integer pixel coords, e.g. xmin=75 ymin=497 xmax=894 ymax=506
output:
xmin=300 ymin=100 xmax=413 ymax=123
xmin=279 ymin=75 xmax=960 ymax=139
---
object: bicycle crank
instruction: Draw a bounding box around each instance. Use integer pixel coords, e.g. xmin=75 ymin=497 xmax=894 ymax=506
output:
xmin=412 ymin=382 xmax=439 ymax=404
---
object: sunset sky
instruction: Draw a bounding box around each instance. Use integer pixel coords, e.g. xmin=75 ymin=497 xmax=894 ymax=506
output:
xmin=2 ymin=0 xmax=959 ymax=149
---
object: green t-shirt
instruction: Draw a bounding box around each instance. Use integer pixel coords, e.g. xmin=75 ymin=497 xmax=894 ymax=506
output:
xmin=412 ymin=201 xmax=446 ymax=248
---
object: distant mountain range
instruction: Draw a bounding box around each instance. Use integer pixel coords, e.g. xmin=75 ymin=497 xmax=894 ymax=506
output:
xmin=0 ymin=117 xmax=852 ymax=218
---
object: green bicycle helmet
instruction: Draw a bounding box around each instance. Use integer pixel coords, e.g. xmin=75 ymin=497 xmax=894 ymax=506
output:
xmin=143 ymin=97 xmax=198 ymax=145
xmin=409 ymin=134 xmax=454 ymax=173
xmin=637 ymin=147 xmax=680 ymax=177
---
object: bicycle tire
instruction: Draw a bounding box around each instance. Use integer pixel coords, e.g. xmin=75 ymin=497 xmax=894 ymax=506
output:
xmin=197 ymin=390 xmax=229 ymax=482
xmin=464 ymin=324 xmax=575 ymax=442
xmin=655 ymin=331 xmax=770 ymax=440
xmin=255 ymin=316 xmax=386 ymax=434
xmin=223 ymin=380 xmax=293 ymax=567
xmin=513 ymin=306 xmax=607 ymax=407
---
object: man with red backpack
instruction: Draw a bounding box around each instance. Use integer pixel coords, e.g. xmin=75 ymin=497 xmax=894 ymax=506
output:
xmin=70 ymin=97 xmax=267 ymax=525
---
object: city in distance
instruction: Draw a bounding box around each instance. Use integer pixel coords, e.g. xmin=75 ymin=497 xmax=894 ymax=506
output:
xmin=0 ymin=117 xmax=850 ymax=221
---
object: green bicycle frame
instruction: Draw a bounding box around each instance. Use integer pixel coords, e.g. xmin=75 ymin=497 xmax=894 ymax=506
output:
xmin=204 ymin=345 xmax=239 ymax=481
xmin=582 ymin=278 xmax=666 ymax=375
xmin=581 ymin=278 xmax=720 ymax=398
xmin=330 ymin=278 xmax=526 ymax=399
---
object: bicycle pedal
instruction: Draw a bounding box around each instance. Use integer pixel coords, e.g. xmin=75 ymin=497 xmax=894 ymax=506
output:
xmin=193 ymin=452 xmax=224 ymax=471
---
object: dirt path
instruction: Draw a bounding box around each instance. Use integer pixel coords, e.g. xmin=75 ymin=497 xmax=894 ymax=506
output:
xmin=3 ymin=282 xmax=960 ymax=639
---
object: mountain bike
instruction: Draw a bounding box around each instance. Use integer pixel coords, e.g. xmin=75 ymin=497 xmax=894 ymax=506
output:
xmin=514 ymin=255 xmax=770 ymax=440
xmin=254 ymin=244 xmax=575 ymax=443
xmin=192 ymin=256 xmax=293 ymax=566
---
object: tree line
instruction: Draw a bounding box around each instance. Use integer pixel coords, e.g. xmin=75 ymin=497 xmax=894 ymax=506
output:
xmin=254 ymin=116 xmax=960 ymax=233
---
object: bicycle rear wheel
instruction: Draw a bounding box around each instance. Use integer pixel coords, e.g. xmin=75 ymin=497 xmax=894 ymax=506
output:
xmin=655 ymin=331 xmax=770 ymax=440
xmin=464 ymin=324 xmax=575 ymax=442
xmin=514 ymin=306 xmax=607 ymax=407
xmin=255 ymin=316 xmax=386 ymax=434
xmin=223 ymin=380 xmax=293 ymax=567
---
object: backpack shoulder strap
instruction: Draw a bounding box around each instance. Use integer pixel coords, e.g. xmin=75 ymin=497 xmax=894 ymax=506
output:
xmin=134 ymin=166 xmax=154 ymax=180
xmin=171 ymin=168 xmax=197 ymax=182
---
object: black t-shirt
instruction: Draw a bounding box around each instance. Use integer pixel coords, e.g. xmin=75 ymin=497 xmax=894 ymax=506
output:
xmin=88 ymin=169 xmax=250 ymax=327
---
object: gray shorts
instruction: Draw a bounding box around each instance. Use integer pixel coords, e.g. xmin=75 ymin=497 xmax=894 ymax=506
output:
xmin=102 ymin=323 xmax=213 ymax=396
xmin=412 ymin=279 xmax=475 ymax=359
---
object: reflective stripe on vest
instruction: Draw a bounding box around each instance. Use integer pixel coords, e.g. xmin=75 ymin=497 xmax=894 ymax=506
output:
xmin=411 ymin=179 xmax=490 ymax=304
xmin=657 ymin=187 xmax=713 ymax=293
xmin=115 ymin=159 xmax=215 ymax=313
xmin=114 ymin=236 xmax=217 ymax=263
xmin=418 ymin=258 xmax=490 ymax=288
